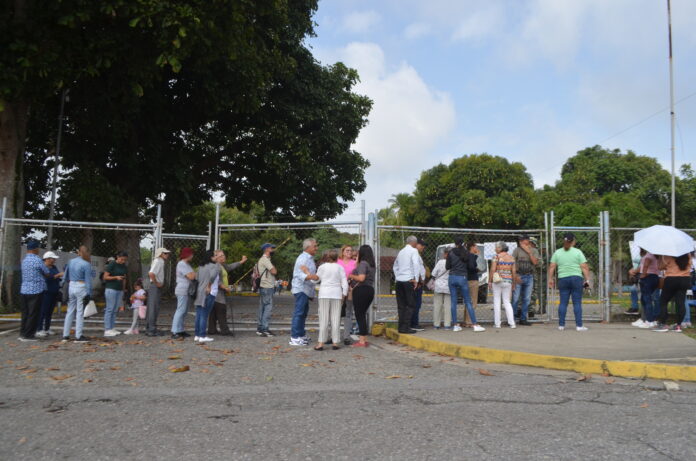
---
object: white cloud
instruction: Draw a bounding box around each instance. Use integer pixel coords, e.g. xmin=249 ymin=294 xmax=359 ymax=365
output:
xmin=322 ymin=42 xmax=456 ymax=214
xmin=403 ymin=22 xmax=432 ymax=40
xmin=340 ymin=10 xmax=381 ymax=35
xmin=451 ymin=4 xmax=504 ymax=42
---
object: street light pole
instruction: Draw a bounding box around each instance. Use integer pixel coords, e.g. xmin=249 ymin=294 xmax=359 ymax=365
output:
xmin=667 ymin=0 xmax=676 ymax=227
xmin=47 ymin=88 xmax=68 ymax=249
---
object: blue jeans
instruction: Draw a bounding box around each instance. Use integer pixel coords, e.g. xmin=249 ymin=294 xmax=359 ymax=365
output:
xmin=64 ymin=282 xmax=87 ymax=338
xmin=104 ymin=288 xmax=122 ymax=330
xmin=195 ymin=294 xmax=215 ymax=337
xmin=639 ymin=275 xmax=659 ymax=322
xmin=558 ymin=276 xmax=583 ymax=327
xmin=410 ymin=287 xmax=424 ymax=328
xmin=172 ymin=295 xmax=189 ymax=333
xmin=291 ymin=292 xmax=310 ymax=338
xmin=39 ymin=290 xmax=59 ymax=331
xmin=512 ymin=274 xmax=534 ymax=321
xmin=448 ymin=275 xmax=476 ymax=324
xmin=258 ymin=287 xmax=274 ymax=332
xmin=628 ymin=284 xmax=639 ymax=311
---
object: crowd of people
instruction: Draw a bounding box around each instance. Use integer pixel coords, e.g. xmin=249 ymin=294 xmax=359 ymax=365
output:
xmin=15 ymin=230 xmax=693 ymax=344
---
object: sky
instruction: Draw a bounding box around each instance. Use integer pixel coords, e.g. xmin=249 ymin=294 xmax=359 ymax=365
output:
xmin=307 ymin=0 xmax=696 ymax=220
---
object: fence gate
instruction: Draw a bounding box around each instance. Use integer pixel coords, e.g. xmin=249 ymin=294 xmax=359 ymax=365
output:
xmin=373 ymin=225 xmax=548 ymax=325
xmin=549 ymin=211 xmax=611 ymax=323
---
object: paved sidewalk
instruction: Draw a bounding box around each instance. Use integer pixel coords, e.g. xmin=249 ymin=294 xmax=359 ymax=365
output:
xmin=417 ymin=323 xmax=696 ymax=365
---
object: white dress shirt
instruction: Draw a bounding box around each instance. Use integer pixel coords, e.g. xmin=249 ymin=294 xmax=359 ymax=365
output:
xmin=316 ymin=263 xmax=349 ymax=299
xmin=393 ymin=245 xmax=422 ymax=282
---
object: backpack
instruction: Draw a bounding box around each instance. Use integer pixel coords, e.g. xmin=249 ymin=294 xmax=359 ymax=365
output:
xmin=251 ymin=263 xmax=268 ymax=293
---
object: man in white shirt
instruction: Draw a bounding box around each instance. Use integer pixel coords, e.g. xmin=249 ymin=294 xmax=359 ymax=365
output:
xmin=393 ymin=235 xmax=420 ymax=334
xmin=146 ymin=247 xmax=170 ymax=336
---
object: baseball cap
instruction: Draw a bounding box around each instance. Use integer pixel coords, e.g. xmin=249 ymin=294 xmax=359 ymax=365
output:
xmin=42 ymin=251 xmax=59 ymax=260
xmin=26 ymin=239 xmax=40 ymax=250
xmin=519 ymin=234 xmax=530 ymax=242
xmin=260 ymin=243 xmax=276 ymax=252
xmin=529 ymin=237 xmax=538 ymax=245
xmin=563 ymin=232 xmax=576 ymax=242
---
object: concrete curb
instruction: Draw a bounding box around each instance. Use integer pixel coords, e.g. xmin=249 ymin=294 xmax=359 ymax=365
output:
xmin=382 ymin=327 xmax=696 ymax=382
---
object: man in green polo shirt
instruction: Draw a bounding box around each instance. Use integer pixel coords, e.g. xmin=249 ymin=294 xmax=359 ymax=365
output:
xmin=548 ymin=232 xmax=591 ymax=332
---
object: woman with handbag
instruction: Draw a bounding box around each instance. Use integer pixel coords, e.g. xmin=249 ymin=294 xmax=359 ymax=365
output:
xmin=430 ymin=249 xmax=451 ymax=329
xmin=489 ymin=241 xmax=516 ymax=329
xmin=337 ymin=245 xmax=357 ymax=345
xmin=313 ymin=249 xmax=348 ymax=351
xmin=348 ymin=245 xmax=376 ymax=347
xmin=652 ymin=252 xmax=693 ymax=333
xmin=171 ymin=247 xmax=195 ymax=339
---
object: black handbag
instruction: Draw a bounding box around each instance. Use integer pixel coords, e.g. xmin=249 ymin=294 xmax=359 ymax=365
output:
xmin=187 ymin=279 xmax=198 ymax=298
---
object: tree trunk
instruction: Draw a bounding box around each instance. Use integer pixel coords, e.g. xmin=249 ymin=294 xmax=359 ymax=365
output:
xmin=0 ymin=99 xmax=29 ymax=311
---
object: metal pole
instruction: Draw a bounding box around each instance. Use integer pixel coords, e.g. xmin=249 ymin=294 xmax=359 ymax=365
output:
xmin=206 ymin=221 xmax=212 ymax=250
xmin=214 ymin=202 xmax=221 ymax=250
xmin=0 ymin=197 xmax=7 ymax=300
xmin=47 ymin=88 xmax=68 ymax=250
xmin=603 ymin=211 xmax=612 ymax=322
xmin=667 ymin=0 xmax=676 ymax=226
xmin=548 ymin=210 xmax=555 ymax=321
xmin=155 ymin=204 xmax=162 ymax=248
xmin=360 ymin=199 xmax=366 ymax=246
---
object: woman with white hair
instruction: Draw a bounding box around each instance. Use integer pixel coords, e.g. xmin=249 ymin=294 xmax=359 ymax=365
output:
xmin=489 ymin=241 xmax=516 ymax=329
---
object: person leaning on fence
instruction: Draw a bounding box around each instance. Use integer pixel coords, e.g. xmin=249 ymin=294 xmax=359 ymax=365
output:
xmin=410 ymin=238 xmax=428 ymax=331
xmin=512 ymin=234 xmax=539 ymax=326
xmin=337 ymin=244 xmax=357 ymax=344
xmin=430 ymin=248 xmax=451 ymax=329
xmin=652 ymin=252 xmax=692 ymax=333
xmin=348 ymin=245 xmax=376 ymax=347
xmin=393 ymin=236 xmax=421 ymax=334
xmin=36 ymin=251 xmax=64 ymax=337
xmin=547 ymin=232 xmax=590 ymax=332
xmin=256 ymin=243 xmax=278 ymax=338
xmin=289 ymin=238 xmax=319 ymax=346
xmin=18 ymin=239 xmax=52 ymax=342
xmin=171 ymin=247 xmax=195 ymax=339
xmin=146 ymin=247 xmax=170 ymax=337
xmin=62 ymin=245 xmax=93 ymax=343
xmin=490 ymin=241 xmax=516 ymax=329
xmin=193 ymin=250 xmax=219 ymax=343
xmin=102 ymin=251 xmax=128 ymax=337
xmin=313 ymin=249 xmax=348 ymax=351
xmin=208 ymin=250 xmax=247 ymax=336
xmin=447 ymin=237 xmax=485 ymax=332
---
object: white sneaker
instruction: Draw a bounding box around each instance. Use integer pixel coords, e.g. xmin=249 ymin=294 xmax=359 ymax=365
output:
xmin=35 ymin=330 xmax=48 ymax=338
xmin=631 ymin=319 xmax=645 ymax=327
xmin=493 ymin=325 xmax=501 ymax=329
xmin=637 ymin=321 xmax=653 ymax=329
xmin=301 ymin=335 xmax=312 ymax=343
xmin=473 ymin=325 xmax=486 ymax=332
xmin=509 ymin=324 xmax=517 ymax=329
xmin=194 ymin=336 xmax=201 ymax=342
xmin=576 ymin=326 xmax=588 ymax=332
xmin=200 ymin=336 xmax=214 ymax=342
xmin=289 ymin=337 xmax=306 ymax=346
xmin=558 ymin=326 xmax=565 ymax=331
xmin=453 ymin=325 xmax=463 ymax=332
xmin=123 ymin=329 xmax=134 ymax=335
xmin=104 ymin=329 xmax=121 ymax=337
xmin=45 ymin=329 xmax=55 ymax=336
xmin=682 ymin=322 xmax=692 ymax=328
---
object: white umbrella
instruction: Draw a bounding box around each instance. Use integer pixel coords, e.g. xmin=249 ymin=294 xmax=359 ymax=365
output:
xmin=633 ymin=225 xmax=695 ymax=257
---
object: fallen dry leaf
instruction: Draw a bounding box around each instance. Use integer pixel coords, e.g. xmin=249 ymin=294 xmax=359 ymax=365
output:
xmin=50 ymin=374 xmax=74 ymax=381
xmin=18 ymin=437 xmax=26 ymax=445
xmin=605 ymin=378 xmax=615 ymax=384
xmin=640 ymin=403 xmax=649 ymax=408
xmin=167 ymin=356 xmax=182 ymax=360
xmin=124 ymin=377 xmax=135 ymax=381
xmin=478 ymin=369 xmax=494 ymax=376
xmin=385 ymin=375 xmax=402 ymax=379
xmin=168 ymin=365 xmax=190 ymax=373
xmin=20 ymin=368 xmax=39 ymax=374
xmin=45 ymin=367 xmax=60 ymax=371
xmin=82 ymin=379 xmax=93 ymax=383
xmin=422 ymin=364 xmax=432 ymax=368
xmin=576 ymin=374 xmax=592 ymax=382
xmin=85 ymin=359 xmax=107 ymax=363
xmin=199 ymin=368 xmax=211 ymax=373
xmin=109 ymin=366 xmax=121 ymax=371
xmin=300 ymin=363 xmax=314 ymax=367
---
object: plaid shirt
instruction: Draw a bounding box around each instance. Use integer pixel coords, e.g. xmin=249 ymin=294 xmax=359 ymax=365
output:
xmin=20 ymin=253 xmax=49 ymax=295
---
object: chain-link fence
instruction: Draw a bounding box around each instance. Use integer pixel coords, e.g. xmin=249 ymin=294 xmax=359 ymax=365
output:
xmin=373 ymin=225 xmax=548 ymax=325
xmin=0 ymin=218 xmax=158 ymax=314
xmin=160 ymin=232 xmax=210 ymax=297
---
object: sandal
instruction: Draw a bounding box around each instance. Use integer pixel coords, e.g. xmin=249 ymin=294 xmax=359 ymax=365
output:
xmin=314 ymin=346 xmax=324 ymax=351
xmin=332 ymin=345 xmax=340 ymax=350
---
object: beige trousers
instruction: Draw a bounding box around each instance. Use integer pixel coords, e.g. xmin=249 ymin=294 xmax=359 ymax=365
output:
xmin=318 ymin=298 xmax=342 ymax=344
xmin=432 ymin=292 xmax=452 ymax=327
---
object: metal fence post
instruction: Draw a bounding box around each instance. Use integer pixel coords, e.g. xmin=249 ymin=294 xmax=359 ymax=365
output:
xmin=206 ymin=221 xmax=212 ymax=250
xmin=0 ymin=197 xmax=7 ymax=302
xmin=214 ymin=202 xmax=221 ymax=250
xmin=547 ymin=210 xmax=555 ymax=321
xmin=367 ymin=212 xmax=377 ymax=329
xmin=602 ymin=211 xmax=611 ymax=322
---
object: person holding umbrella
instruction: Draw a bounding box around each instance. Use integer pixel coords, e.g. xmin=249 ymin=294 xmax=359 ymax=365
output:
xmin=632 ymin=225 xmax=695 ymax=333
xmin=547 ymin=233 xmax=591 ymax=331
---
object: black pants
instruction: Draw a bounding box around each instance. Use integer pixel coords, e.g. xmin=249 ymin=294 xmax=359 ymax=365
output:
xmin=658 ymin=276 xmax=690 ymax=325
xmin=21 ymin=293 xmax=43 ymax=339
xmin=208 ymin=301 xmax=231 ymax=334
xmin=395 ymin=281 xmax=416 ymax=332
xmin=353 ymin=285 xmax=375 ymax=336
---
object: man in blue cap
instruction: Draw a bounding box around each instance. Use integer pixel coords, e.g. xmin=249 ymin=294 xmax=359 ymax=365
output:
xmin=19 ymin=239 xmax=51 ymax=341
xmin=256 ymin=243 xmax=278 ymax=337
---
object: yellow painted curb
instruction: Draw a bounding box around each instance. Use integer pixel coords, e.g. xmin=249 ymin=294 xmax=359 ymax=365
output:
xmin=384 ymin=327 xmax=696 ymax=382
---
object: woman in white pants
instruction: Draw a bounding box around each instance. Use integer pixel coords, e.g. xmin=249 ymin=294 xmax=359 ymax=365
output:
xmin=430 ymin=250 xmax=451 ymax=329
xmin=313 ymin=249 xmax=348 ymax=351
xmin=489 ymin=242 xmax=517 ymax=329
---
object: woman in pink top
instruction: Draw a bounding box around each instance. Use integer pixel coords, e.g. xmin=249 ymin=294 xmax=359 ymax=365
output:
xmin=653 ymin=253 xmax=692 ymax=332
xmin=337 ymin=245 xmax=357 ymax=345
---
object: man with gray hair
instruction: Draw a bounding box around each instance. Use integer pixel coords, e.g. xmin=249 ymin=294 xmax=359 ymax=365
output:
xmin=289 ymin=238 xmax=319 ymax=346
xmin=393 ymin=235 xmax=421 ymax=334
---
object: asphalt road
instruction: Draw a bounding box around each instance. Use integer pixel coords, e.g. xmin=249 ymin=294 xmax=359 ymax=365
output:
xmin=1 ymin=328 xmax=695 ymax=461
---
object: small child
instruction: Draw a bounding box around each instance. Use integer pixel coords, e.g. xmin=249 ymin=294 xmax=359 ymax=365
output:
xmin=124 ymin=279 xmax=147 ymax=335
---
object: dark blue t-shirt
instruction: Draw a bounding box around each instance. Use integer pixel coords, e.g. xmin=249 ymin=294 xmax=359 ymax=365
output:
xmin=45 ymin=265 xmax=61 ymax=293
